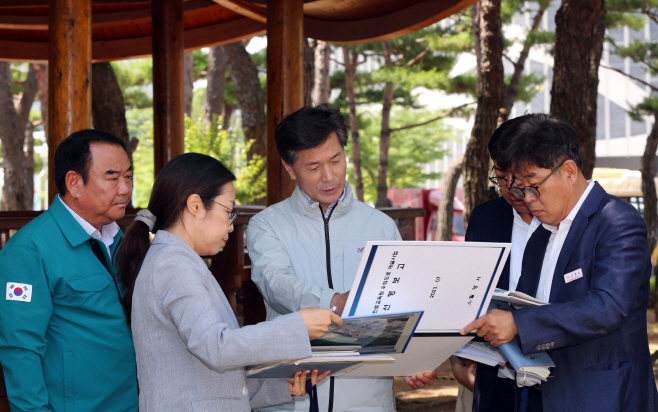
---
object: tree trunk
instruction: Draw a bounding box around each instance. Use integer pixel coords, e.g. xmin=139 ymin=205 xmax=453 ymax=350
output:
xmin=303 ymin=38 xmax=314 ymax=107
xmin=0 ymin=63 xmax=33 ymax=210
xmin=223 ymin=103 xmax=235 ymax=130
xmin=642 ymin=112 xmax=658 ymax=252
xmin=641 ymin=112 xmax=658 ymax=320
xmin=35 ymin=63 xmax=48 ymax=140
xmin=183 ymin=51 xmax=194 ymax=117
xmin=91 ymin=63 xmax=138 ymax=158
xmin=501 ymin=2 xmax=549 ymax=121
xmin=438 ymin=156 xmax=464 ymax=241
xmin=549 ymin=0 xmax=605 ymax=179
xmin=18 ymin=64 xmax=38 ymax=210
xmin=203 ymin=45 xmax=228 ymax=131
xmin=376 ymin=40 xmax=395 ymax=208
xmin=313 ymin=41 xmax=331 ymax=104
xmin=225 ymin=41 xmax=267 ymax=160
xmin=462 ymin=0 xmax=505 ymax=232
xmin=343 ymin=46 xmax=364 ymax=202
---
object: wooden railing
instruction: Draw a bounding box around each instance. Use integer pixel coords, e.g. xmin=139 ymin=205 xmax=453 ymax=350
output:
xmin=0 ymin=206 xmax=423 ymax=410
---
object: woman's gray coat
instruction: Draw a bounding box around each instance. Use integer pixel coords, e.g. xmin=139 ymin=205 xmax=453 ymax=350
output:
xmin=131 ymin=230 xmax=312 ymax=412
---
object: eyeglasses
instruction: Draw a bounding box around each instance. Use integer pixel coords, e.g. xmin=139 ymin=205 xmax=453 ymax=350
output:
xmin=211 ymin=200 xmax=239 ymax=226
xmin=488 ymin=166 xmax=510 ymax=189
xmin=509 ymin=160 xmax=566 ymax=199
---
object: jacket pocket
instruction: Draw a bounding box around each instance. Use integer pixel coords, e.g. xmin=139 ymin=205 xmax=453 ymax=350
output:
xmin=65 ymin=273 xmax=111 ymax=292
xmin=582 ymin=359 xmax=632 ymax=373
xmin=192 ymin=397 xmax=246 ymax=412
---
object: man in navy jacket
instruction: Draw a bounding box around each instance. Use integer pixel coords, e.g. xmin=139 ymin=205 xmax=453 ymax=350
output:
xmin=455 ymin=118 xmax=540 ymax=412
xmin=462 ymin=113 xmax=658 ymax=411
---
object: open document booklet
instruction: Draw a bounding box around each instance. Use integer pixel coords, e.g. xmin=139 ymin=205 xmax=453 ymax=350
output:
xmin=247 ymin=311 xmax=422 ymax=378
xmin=250 ymin=241 xmax=513 ymax=378
xmin=453 ymin=297 xmax=555 ymax=385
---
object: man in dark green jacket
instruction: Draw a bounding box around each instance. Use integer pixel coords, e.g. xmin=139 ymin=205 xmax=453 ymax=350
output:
xmin=0 ymin=130 xmax=137 ymax=411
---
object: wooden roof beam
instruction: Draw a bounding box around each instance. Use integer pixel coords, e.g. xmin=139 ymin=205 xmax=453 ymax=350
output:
xmin=211 ymin=0 xmax=266 ymax=23
xmin=0 ymin=0 xmax=217 ymax=30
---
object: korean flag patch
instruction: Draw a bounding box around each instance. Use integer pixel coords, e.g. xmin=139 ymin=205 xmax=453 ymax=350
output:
xmin=6 ymin=282 xmax=32 ymax=302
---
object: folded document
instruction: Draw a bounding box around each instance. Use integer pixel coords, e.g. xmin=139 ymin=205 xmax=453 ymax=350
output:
xmin=247 ymin=312 xmax=422 ymax=378
xmin=493 ymin=288 xmax=548 ymax=308
xmin=247 ymin=355 xmax=393 ymax=379
xmin=454 ymin=300 xmax=555 ymax=385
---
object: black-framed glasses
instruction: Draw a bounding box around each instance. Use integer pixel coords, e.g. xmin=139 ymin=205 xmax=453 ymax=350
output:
xmin=211 ymin=200 xmax=239 ymax=225
xmin=488 ymin=166 xmax=510 ymax=189
xmin=509 ymin=160 xmax=566 ymax=199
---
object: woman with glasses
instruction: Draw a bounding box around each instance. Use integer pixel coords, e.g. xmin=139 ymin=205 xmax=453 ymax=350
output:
xmin=116 ymin=153 xmax=340 ymax=412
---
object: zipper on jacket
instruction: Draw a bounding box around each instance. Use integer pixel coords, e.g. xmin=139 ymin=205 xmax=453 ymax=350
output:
xmin=320 ymin=204 xmax=337 ymax=412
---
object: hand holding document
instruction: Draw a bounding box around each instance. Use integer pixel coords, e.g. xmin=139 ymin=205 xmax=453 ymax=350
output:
xmin=335 ymin=241 xmax=511 ymax=377
xmin=454 ymin=299 xmax=555 ymax=386
xmin=247 ymin=312 xmax=422 ymax=378
xmin=250 ymin=241 xmax=513 ymax=378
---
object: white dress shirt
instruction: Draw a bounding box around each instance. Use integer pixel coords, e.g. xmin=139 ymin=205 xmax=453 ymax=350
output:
xmin=535 ymin=180 xmax=595 ymax=303
xmin=509 ymin=210 xmax=541 ymax=292
xmin=498 ymin=209 xmax=540 ymax=381
xmin=58 ymin=194 xmax=120 ymax=256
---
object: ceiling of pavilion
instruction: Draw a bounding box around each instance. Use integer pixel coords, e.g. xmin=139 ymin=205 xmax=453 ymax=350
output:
xmin=0 ymin=0 xmax=476 ymax=62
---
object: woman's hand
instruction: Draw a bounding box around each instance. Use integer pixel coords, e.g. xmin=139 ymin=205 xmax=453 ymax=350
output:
xmin=287 ymin=370 xmax=331 ymax=396
xmin=298 ymin=307 xmax=343 ymax=339
xmin=402 ymin=370 xmax=437 ymax=389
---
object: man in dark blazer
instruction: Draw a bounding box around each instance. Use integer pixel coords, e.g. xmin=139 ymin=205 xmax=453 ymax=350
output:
xmin=462 ymin=113 xmax=658 ymax=411
xmin=453 ymin=118 xmax=539 ymax=412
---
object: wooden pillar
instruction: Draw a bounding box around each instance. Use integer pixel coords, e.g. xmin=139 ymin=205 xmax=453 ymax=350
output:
xmin=152 ymin=0 xmax=185 ymax=176
xmin=47 ymin=0 xmax=92 ymax=202
xmin=266 ymin=0 xmax=304 ymax=206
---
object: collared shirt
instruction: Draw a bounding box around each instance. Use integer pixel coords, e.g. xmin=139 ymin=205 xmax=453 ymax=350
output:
xmin=498 ymin=209 xmax=541 ymax=381
xmin=509 ymin=209 xmax=541 ymax=292
xmin=58 ymin=195 xmax=120 ymax=256
xmin=535 ymin=180 xmax=595 ymax=302
xmin=299 ymin=184 xmax=347 ymax=219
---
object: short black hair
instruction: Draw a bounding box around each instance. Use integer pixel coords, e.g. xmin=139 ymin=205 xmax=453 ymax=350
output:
xmin=54 ymin=129 xmax=128 ymax=196
xmin=497 ymin=113 xmax=581 ymax=173
xmin=488 ymin=118 xmax=517 ymax=163
xmin=274 ymin=104 xmax=348 ymax=165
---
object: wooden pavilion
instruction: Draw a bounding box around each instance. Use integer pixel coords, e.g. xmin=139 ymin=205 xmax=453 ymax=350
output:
xmin=0 ymin=0 xmax=476 ymax=408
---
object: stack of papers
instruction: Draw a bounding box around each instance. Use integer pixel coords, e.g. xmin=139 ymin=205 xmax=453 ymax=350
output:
xmin=455 ymin=295 xmax=555 ymax=381
xmin=247 ymin=311 xmax=422 ymax=378
xmin=493 ymin=288 xmax=548 ymax=308
xmin=454 ymin=341 xmax=506 ymax=367
xmin=247 ymin=354 xmax=393 ymax=379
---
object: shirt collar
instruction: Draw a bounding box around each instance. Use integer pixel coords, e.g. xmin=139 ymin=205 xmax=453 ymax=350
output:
xmin=299 ymin=185 xmax=347 ymax=217
xmin=57 ymin=194 xmax=120 ymax=241
xmin=511 ymin=208 xmax=539 ymax=229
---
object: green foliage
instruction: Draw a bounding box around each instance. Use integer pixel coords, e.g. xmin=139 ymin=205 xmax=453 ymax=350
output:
xmin=525 ymin=30 xmax=555 ymax=49
xmin=606 ymin=0 xmax=649 ymax=30
xmin=193 ymin=49 xmax=208 ymax=79
xmin=111 ymin=59 xmax=154 ymax=109
xmin=184 ymin=115 xmax=266 ymax=204
xmin=628 ymin=95 xmax=658 ymax=120
xmin=615 ymin=39 xmax=658 ymax=73
xmin=112 ymin=59 xmax=153 ymax=88
xmin=345 ymin=110 xmax=452 ymax=203
xmin=606 ymin=1 xmax=658 ymax=122
xmin=509 ymin=72 xmax=545 ymax=103
xmin=126 ymin=108 xmax=154 ymax=207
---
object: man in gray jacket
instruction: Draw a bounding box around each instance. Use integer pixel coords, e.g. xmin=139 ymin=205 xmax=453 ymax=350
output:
xmin=247 ymin=105 xmax=401 ymax=412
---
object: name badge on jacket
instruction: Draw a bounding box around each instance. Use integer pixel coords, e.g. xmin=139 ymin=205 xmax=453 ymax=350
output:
xmin=564 ymin=268 xmax=583 ymax=284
